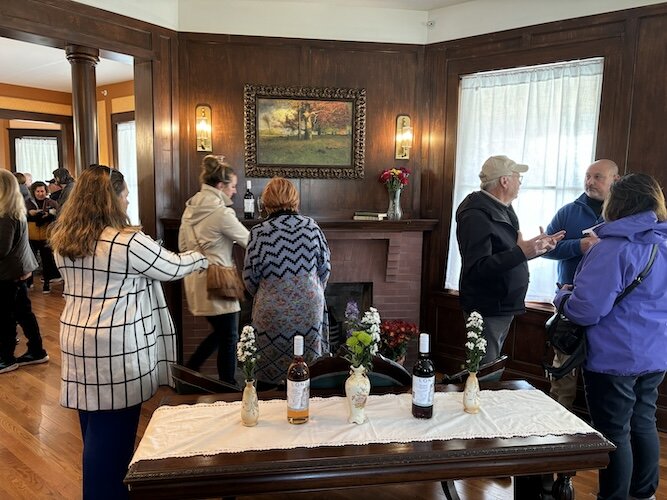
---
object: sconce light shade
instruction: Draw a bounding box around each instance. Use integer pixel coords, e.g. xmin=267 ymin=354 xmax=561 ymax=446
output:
xmin=395 ymin=115 xmax=413 ymax=160
xmin=196 ymin=104 xmax=212 ymax=152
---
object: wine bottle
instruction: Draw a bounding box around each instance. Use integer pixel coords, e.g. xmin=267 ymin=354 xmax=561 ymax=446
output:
xmin=243 ymin=180 xmax=255 ymax=219
xmin=412 ymin=333 xmax=435 ymax=419
xmin=287 ymin=335 xmax=310 ymax=424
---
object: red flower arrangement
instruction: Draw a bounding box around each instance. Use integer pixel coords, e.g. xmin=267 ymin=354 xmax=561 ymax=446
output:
xmin=379 ymin=167 xmax=410 ymax=192
xmin=379 ymin=319 xmax=419 ymax=362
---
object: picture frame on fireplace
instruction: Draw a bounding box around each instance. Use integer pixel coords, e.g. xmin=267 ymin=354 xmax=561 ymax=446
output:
xmin=243 ymin=84 xmax=366 ymax=179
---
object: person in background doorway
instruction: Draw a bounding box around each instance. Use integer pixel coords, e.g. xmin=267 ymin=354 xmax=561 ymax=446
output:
xmin=52 ymin=167 xmax=75 ymax=211
xmin=543 ymin=159 xmax=619 ymax=409
xmin=554 ymin=173 xmax=667 ymax=500
xmin=0 ymin=170 xmax=48 ymax=374
xmin=243 ymin=177 xmax=331 ymax=388
xmin=455 ymin=155 xmax=564 ymax=365
xmin=26 ymin=181 xmax=61 ymax=293
xmin=13 ymin=172 xmax=31 ymax=203
xmin=49 ymin=164 xmax=207 ymax=500
xmin=48 ymin=178 xmax=63 ymax=202
xmin=179 ymin=155 xmax=249 ymax=385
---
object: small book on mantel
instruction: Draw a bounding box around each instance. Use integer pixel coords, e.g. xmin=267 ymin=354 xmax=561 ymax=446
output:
xmin=353 ymin=211 xmax=387 ymax=221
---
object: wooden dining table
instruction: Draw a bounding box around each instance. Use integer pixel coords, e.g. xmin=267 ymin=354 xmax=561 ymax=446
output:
xmin=125 ymin=380 xmax=614 ymax=499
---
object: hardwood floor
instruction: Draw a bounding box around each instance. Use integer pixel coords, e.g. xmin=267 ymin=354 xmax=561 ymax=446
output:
xmin=1 ymin=281 xmax=665 ymax=499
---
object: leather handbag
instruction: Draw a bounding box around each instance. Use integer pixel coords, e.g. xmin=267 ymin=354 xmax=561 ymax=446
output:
xmin=188 ymin=222 xmax=245 ymax=301
xmin=206 ymin=263 xmax=245 ymax=300
xmin=545 ymin=295 xmax=585 ymax=356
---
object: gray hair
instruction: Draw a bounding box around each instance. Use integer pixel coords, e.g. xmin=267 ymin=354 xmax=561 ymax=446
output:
xmin=480 ymin=178 xmax=501 ymax=192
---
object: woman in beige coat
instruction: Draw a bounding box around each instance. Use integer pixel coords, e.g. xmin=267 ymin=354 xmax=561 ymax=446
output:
xmin=179 ymin=156 xmax=249 ymax=384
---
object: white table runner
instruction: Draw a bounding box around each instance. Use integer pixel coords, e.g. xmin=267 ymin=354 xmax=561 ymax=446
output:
xmin=130 ymin=390 xmax=598 ymax=466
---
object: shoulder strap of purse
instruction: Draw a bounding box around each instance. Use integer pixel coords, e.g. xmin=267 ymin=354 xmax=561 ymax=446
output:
xmin=187 ymin=196 xmax=229 ymax=256
xmin=614 ymin=243 xmax=659 ymax=305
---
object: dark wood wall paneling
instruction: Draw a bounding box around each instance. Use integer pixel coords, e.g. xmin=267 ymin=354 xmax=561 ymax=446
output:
xmin=423 ymin=4 xmax=667 ymax=428
xmin=177 ymin=34 xmax=424 ymax=219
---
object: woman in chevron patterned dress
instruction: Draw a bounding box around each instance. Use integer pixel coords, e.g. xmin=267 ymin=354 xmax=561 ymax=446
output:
xmin=243 ymin=177 xmax=330 ymax=387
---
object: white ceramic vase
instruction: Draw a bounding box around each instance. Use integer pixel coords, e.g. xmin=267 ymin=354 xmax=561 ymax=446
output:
xmin=241 ymin=379 xmax=259 ymax=426
xmin=463 ymin=372 xmax=481 ymax=414
xmin=345 ymin=365 xmax=371 ymax=424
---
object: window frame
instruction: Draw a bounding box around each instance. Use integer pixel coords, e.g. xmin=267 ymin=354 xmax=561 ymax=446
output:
xmin=439 ymin=41 xmax=624 ymax=305
xmin=9 ymin=128 xmax=63 ymax=172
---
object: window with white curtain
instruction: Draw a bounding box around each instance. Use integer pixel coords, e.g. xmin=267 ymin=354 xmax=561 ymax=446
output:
xmin=15 ymin=136 xmax=60 ymax=183
xmin=116 ymin=120 xmax=140 ymax=225
xmin=444 ymin=57 xmax=604 ymax=302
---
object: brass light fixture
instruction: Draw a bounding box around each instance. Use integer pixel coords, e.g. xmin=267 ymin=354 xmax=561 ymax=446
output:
xmin=196 ymin=104 xmax=212 ymax=152
xmin=394 ymin=115 xmax=413 ymax=160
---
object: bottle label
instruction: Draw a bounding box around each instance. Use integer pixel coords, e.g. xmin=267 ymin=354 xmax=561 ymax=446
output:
xmin=287 ymin=379 xmax=310 ymax=410
xmin=412 ymin=375 xmax=435 ymax=407
xmin=244 ymin=199 xmax=255 ymax=213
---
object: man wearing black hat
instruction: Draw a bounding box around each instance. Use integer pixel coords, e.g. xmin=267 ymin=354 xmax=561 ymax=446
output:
xmin=455 ymin=155 xmax=565 ymax=364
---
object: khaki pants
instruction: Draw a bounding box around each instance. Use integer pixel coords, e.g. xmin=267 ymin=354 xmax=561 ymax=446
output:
xmin=548 ymin=348 xmax=579 ymax=410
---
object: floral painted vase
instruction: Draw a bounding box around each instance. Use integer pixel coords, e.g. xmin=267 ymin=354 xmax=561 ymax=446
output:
xmin=463 ymin=372 xmax=480 ymax=414
xmin=241 ymin=379 xmax=259 ymax=426
xmin=345 ymin=365 xmax=371 ymax=424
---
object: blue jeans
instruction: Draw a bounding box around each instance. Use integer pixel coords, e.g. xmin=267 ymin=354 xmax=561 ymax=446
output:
xmin=583 ymin=369 xmax=664 ymax=500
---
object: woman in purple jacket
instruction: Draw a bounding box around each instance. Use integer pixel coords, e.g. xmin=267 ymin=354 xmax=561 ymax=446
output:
xmin=554 ymin=173 xmax=667 ymax=500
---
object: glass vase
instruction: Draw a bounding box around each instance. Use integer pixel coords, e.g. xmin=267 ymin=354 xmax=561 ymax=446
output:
xmin=387 ymin=188 xmax=403 ymax=221
xmin=344 ymin=365 xmax=371 ymax=424
xmin=241 ymin=379 xmax=259 ymax=426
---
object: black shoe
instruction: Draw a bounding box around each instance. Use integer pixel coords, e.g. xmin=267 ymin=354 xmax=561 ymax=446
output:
xmin=16 ymin=351 xmax=49 ymax=366
xmin=0 ymin=360 xmax=19 ymax=374
xmin=42 ymin=283 xmax=50 ymax=294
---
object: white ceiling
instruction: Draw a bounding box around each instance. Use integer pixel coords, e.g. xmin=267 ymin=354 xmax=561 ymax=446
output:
xmin=0 ymin=37 xmax=134 ymax=93
xmin=259 ymin=0 xmax=466 ymax=9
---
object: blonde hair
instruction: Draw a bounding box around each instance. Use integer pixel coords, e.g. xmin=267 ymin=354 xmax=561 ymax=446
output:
xmin=0 ymin=170 xmax=27 ymax=219
xmin=50 ymin=165 xmax=140 ymax=259
xmin=199 ymin=155 xmax=236 ymax=187
xmin=262 ymin=177 xmax=300 ymax=214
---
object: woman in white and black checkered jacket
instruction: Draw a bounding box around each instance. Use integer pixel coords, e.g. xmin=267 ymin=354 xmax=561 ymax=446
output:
xmin=49 ymin=165 xmax=207 ymax=500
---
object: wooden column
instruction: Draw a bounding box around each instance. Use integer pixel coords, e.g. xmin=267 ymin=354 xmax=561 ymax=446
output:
xmin=66 ymin=44 xmax=99 ymax=174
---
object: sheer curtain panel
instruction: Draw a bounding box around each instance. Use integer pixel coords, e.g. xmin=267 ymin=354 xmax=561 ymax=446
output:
xmin=117 ymin=120 xmax=140 ymax=225
xmin=15 ymin=137 xmax=59 ymax=183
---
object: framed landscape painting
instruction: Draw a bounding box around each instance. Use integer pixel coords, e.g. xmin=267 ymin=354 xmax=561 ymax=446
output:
xmin=244 ymin=84 xmax=366 ymax=179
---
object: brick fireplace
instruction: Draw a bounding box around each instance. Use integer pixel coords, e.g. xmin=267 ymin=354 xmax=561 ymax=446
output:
xmin=167 ymin=218 xmax=437 ymax=375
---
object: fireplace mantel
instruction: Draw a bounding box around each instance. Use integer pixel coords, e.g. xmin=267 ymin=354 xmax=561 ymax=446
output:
xmin=160 ymin=217 xmax=437 ymax=367
xmin=241 ymin=218 xmax=438 ymax=232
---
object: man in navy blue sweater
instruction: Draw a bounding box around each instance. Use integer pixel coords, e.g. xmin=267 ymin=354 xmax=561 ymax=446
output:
xmin=544 ymin=159 xmax=619 ymax=408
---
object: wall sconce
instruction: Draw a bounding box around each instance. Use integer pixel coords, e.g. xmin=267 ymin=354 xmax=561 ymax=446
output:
xmin=395 ymin=115 xmax=413 ymax=160
xmin=195 ymin=104 xmax=212 ymax=152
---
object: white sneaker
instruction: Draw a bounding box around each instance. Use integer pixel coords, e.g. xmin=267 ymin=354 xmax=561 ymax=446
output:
xmin=50 ymin=277 xmax=64 ymax=284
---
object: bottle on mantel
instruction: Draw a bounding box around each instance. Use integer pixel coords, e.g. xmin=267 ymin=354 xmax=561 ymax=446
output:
xmin=287 ymin=335 xmax=310 ymax=424
xmin=243 ymin=180 xmax=255 ymax=219
xmin=412 ymin=333 xmax=435 ymax=419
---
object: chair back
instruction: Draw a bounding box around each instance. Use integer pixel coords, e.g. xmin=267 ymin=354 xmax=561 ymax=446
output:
xmin=170 ymin=364 xmax=241 ymax=394
xmin=309 ymin=354 xmax=412 ymax=391
xmin=441 ymin=354 xmax=509 ymax=384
